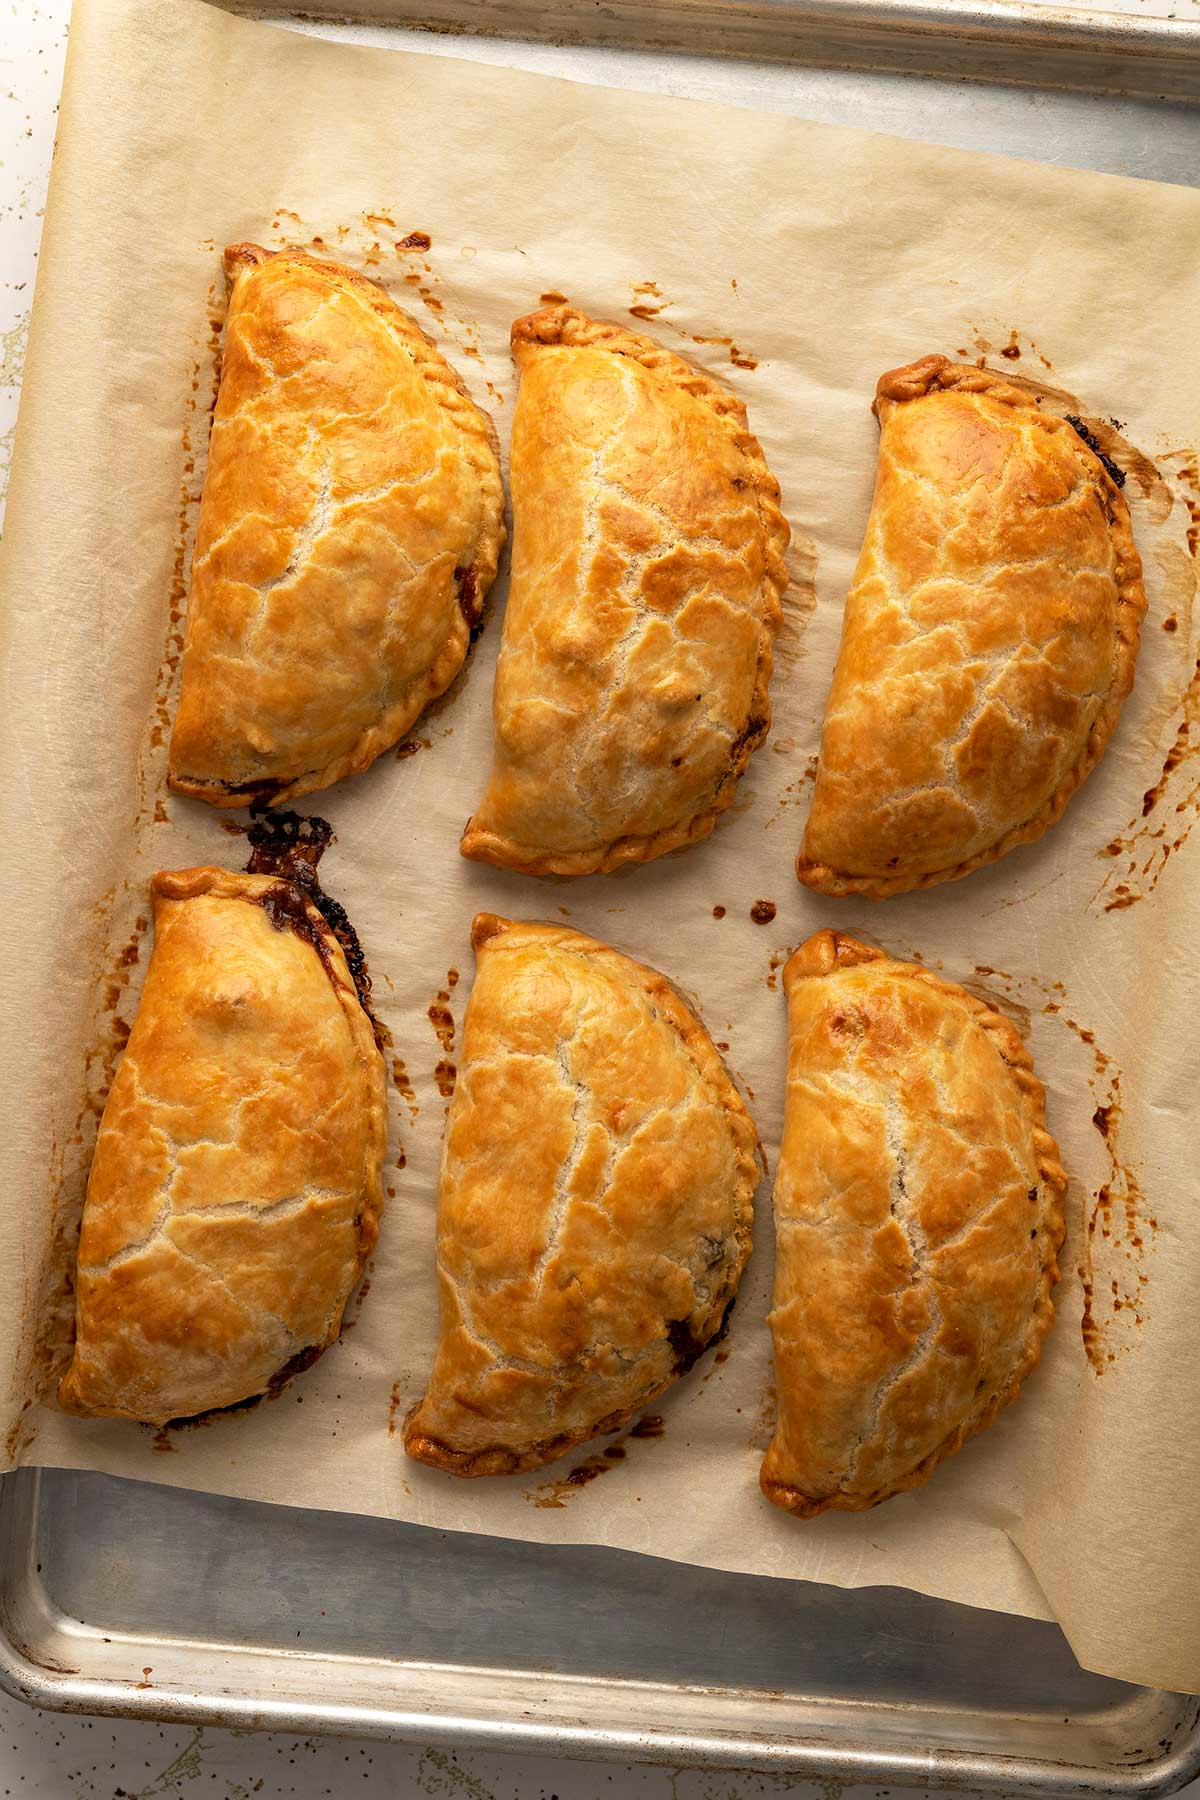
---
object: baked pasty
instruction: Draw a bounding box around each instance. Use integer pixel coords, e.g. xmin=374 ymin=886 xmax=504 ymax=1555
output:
xmin=404 ymin=914 xmax=759 ymax=1475
xmin=762 ymin=930 xmax=1066 ymax=1518
xmin=460 ymin=305 xmax=789 ymax=876
xmin=59 ymin=867 xmax=386 ymax=1424
xmin=798 ymin=356 xmax=1146 ymax=898
xmin=169 ymin=244 xmax=505 ymax=807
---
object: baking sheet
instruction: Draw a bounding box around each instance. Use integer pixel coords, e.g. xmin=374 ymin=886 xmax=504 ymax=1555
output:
xmin=1 ymin=0 xmax=1198 ymax=1697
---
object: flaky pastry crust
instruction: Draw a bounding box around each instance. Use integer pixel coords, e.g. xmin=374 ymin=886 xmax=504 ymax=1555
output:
xmin=58 ymin=867 xmax=387 ymax=1425
xmin=460 ymin=305 xmax=790 ymax=876
xmin=404 ymin=914 xmax=760 ymax=1475
xmin=761 ymin=930 xmax=1067 ymax=1519
xmin=797 ymin=355 xmax=1146 ymax=898
xmin=168 ymin=244 xmax=505 ymax=807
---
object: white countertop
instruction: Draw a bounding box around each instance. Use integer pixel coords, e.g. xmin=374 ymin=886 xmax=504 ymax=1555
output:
xmin=1 ymin=2 xmax=1194 ymax=1794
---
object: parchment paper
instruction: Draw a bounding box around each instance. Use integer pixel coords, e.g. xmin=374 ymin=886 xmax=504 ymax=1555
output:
xmin=1 ymin=0 xmax=1198 ymax=1696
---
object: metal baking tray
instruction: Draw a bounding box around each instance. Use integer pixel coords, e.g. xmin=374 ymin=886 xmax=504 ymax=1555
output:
xmin=2 ymin=1 xmax=1198 ymax=1786
xmin=3 ymin=1466 xmax=1200 ymax=1789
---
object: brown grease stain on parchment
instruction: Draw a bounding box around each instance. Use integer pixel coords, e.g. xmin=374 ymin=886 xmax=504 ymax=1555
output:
xmin=765 ymin=752 xmax=819 ymax=835
xmin=960 ymin=326 xmax=1054 ymax=372
xmin=972 ymin=965 xmax=1155 ymax=1374
xmin=346 ymin=1260 xmax=375 ymax=1330
xmin=1092 ymin=451 xmax=1200 ymax=913
xmin=1169 ymin=448 xmax=1200 ymax=558
xmin=526 ymin=1412 xmax=668 ymax=1509
xmin=624 ymin=278 xmax=759 ymax=371
xmin=428 ymin=968 xmax=459 ymax=1102
xmin=1097 ymin=648 xmax=1200 ymax=912
xmin=764 ymin=946 xmax=792 ymax=992
xmin=391 ymin=1055 xmax=419 ymax=1129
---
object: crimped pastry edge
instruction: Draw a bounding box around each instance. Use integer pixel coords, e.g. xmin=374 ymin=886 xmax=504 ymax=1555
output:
xmin=761 ymin=928 xmax=1068 ymax=1519
xmin=403 ymin=912 xmax=761 ymax=1478
xmin=404 ymin=1301 xmax=738 ymax=1481
xmin=458 ymin=304 xmax=790 ymax=878
xmin=796 ymin=352 xmax=1148 ymax=900
xmin=168 ymin=244 xmax=506 ymax=809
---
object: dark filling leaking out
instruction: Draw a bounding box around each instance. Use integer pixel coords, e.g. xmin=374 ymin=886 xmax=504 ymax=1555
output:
xmin=246 ymin=809 xmax=334 ymax=881
xmin=159 ymin=1343 xmax=322 ymax=1430
xmin=455 ymin=564 xmax=482 ymax=634
xmin=221 ymin=776 xmax=292 ymax=809
xmin=1065 ymin=415 xmax=1127 ymax=489
xmin=243 ymin=811 xmax=376 ymax=1032
xmin=728 ymin=714 xmax=767 ymax=765
xmin=267 ymin=1343 xmax=323 ymax=1395
xmin=251 ymin=881 xmax=342 ymax=990
xmin=667 ymin=1292 xmax=736 ymax=1377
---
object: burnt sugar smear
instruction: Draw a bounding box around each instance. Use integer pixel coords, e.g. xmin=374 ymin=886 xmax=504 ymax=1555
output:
xmin=240 ymin=811 xmax=375 ymax=1029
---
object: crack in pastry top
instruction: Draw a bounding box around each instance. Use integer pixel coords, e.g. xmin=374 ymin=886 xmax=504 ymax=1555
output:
xmin=798 ymin=355 xmax=1146 ymax=897
xmin=460 ymin=305 xmax=789 ymax=876
xmin=168 ymin=245 xmax=505 ymax=807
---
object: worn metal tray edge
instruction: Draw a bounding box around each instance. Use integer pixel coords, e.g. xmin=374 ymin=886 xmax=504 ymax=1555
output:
xmin=1 ymin=1648 xmax=1198 ymax=1794
xmin=241 ymin=0 xmax=1200 ymax=99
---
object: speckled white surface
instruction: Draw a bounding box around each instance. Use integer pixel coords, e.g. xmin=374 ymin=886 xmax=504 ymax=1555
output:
xmin=1 ymin=0 xmax=1196 ymax=1793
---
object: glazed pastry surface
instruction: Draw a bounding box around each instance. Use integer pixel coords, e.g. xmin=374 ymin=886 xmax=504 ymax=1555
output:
xmin=59 ymin=867 xmax=386 ymax=1425
xmin=169 ymin=244 xmax=505 ymax=807
xmin=798 ymin=356 xmax=1146 ymax=897
xmin=404 ymin=914 xmax=759 ymax=1475
xmin=461 ymin=304 xmax=789 ymax=876
xmin=762 ymin=929 xmax=1066 ymax=1518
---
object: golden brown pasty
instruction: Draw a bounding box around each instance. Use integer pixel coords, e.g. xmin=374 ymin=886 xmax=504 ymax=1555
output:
xmin=460 ymin=305 xmax=790 ymax=876
xmin=404 ymin=914 xmax=759 ymax=1475
xmin=59 ymin=867 xmax=387 ymax=1424
xmin=798 ymin=356 xmax=1146 ymax=898
xmin=168 ymin=244 xmax=505 ymax=807
xmin=762 ymin=930 xmax=1066 ymax=1518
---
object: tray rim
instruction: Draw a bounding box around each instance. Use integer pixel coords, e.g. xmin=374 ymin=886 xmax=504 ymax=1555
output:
xmin=2 ymin=1466 xmax=1200 ymax=1794
xmin=239 ymin=0 xmax=1200 ymax=99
